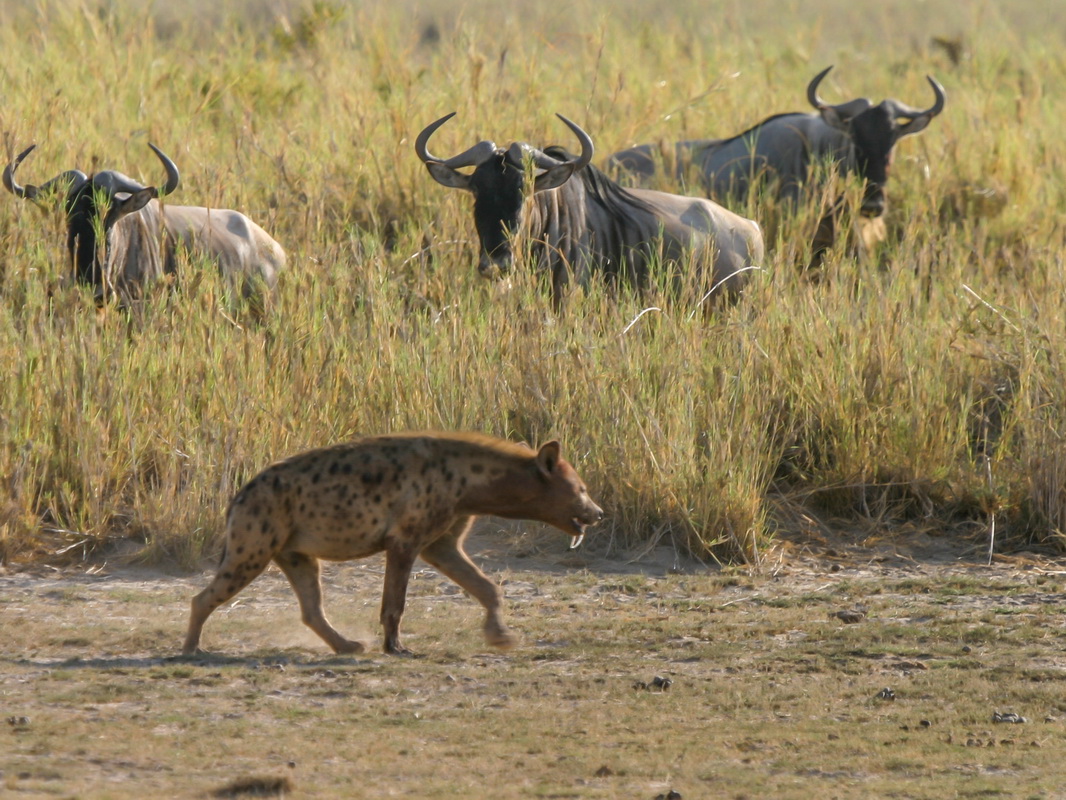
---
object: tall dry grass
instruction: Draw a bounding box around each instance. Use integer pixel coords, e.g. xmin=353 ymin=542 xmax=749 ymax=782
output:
xmin=1 ymin=0 xmax=1065 ymax=567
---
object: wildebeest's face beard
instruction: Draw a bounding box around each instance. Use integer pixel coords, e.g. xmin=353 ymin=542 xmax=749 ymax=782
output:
xmin=64 ymin=183 xmax=156 ymax=288
xmin=849 ymin=105 xmax=896 ymax=217
xmin=65 ymin=187 xmax=105 ymax=287
xmin=470 ymin=155 xmax=526 ymax=277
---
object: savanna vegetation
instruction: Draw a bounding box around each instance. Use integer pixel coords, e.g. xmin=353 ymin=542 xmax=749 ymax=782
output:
xmin=1 ymin=0 xmax=1065 ymax=568
xmin=4 ymin=4 xmax=1066 ymax=799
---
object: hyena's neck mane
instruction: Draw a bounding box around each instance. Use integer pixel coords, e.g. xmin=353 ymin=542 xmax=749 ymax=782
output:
xmin=384 ymin=431 xmax=537 ymax=462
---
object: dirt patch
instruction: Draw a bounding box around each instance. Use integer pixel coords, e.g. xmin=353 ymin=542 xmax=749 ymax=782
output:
xmin=3 ymin=525 xmax=1066 ymax=798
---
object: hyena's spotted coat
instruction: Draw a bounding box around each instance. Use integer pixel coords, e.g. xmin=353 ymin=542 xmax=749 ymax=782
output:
xmin=183 ymin=432 xmax=603 ymax=656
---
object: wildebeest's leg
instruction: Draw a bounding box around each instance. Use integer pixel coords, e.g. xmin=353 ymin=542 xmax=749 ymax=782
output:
xmin=273 ymin=551 xmax=366 ymax=655
xmin=381 ymin=545 xmax=419 ymax=655
xmin=420 ymin=527 xmax=516 ymax=649
xmin=182 ymin=553 xmax=272 ymax=655
xmin=808 ymin=201 xmax=839 ymax=274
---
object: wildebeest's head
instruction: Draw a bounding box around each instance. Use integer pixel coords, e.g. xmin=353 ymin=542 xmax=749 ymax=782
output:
xmin=416 ymin=113 xmax=594 ymax=277
xmin=807 ymin=66 xmax=945 ymax=217
xmin=3 ymin=143 xmax=180 ymax=288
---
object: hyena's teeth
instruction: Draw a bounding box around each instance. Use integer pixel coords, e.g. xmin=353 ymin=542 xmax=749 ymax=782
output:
xmin=569 ymin=533 xmax=585 ymax=550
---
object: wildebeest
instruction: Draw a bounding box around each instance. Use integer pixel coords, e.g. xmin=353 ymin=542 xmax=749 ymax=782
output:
xmin=3 ymin=143 xmax=286 ymax=305
xmin=182 ymin=432 xmax=604 ymax=656
xmin=609 ymin=66 xmax=946 ymax=220
xmin=416 ymin=113 xmax=764 ymax=306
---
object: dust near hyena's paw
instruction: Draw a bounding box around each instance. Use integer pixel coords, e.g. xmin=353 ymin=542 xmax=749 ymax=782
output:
xmin=334 ymin=639 xmax=368 ymax=655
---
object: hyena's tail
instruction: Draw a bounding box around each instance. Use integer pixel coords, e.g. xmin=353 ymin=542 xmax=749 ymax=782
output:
xmin=216 ymin=484 xmax=249 ymax=567
xmin=214 ymin=499 xmax=240 ymax=568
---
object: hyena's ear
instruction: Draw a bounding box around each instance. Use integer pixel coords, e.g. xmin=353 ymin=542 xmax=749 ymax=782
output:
xmin=535 ymin=440 xmax=561 ymax=478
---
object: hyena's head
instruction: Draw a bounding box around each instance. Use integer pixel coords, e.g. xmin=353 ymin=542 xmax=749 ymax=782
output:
xmin=529 ymin=441 xmax=603 ymax=548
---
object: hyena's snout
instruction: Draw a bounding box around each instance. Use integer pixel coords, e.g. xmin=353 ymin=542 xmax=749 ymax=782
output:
xmin=568 ymin=497 xmax=604 ymax=550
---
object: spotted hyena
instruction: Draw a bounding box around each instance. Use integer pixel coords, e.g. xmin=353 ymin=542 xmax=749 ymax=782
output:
xmin=182 ymin=432 xmax=603 ymax=656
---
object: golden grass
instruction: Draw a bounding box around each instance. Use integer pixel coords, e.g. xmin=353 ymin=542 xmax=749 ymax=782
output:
xmin=2 ymin=0 xmax=1066 ymax=566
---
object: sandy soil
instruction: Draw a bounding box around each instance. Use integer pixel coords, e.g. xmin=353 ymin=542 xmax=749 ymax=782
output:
xmin=3 ymin=523 xmax=1066 ymax=798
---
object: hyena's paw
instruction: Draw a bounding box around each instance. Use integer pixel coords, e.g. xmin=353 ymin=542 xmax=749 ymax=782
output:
xmin=485 ymin=624 xmax=518 ymax=650
xmin=333 ymin=638 xmax=368 ymax=655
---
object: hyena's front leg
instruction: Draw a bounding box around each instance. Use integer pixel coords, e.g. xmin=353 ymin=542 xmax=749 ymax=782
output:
xmin=419 ymin=534 xmax=516 ymax=649
xmin=273 ymin=551 xmax=367 ymax=655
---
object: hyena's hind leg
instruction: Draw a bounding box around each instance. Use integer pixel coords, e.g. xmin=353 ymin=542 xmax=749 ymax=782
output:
xmin=272 ymin=551 xmax=367 ymax=655
xmin=182 ymin=547 xmax=274 ymax=655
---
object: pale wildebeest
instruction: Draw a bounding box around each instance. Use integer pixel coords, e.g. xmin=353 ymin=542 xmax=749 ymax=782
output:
xmin=609 ymin=67 xmax=945 ymax=261
xmin=416 ymin=113 xmax=764 ymax=307
xmin=3 ymin=143 xmax=286 ymax=305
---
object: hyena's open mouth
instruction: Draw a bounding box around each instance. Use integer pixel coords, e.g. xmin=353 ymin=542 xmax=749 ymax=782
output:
xmin=570 ymin=518 xmax=593 ymax=549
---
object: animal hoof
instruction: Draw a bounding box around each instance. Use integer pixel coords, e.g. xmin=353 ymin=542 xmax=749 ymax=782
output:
xmin=334 ymin=640 xmax=368 ymax=655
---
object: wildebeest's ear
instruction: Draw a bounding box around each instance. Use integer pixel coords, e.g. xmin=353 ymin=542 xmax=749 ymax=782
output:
xmin=817 ymin=107 xmax=850 ymax=132
xmin=114 ymin=188 xmax=156 ymax=217
xmin=895 ymin=114 xmax=933 ymax=139
xmin=532 ymin=163 xmax=576 ymax=193
xmin=426 ymin=162 xmax=472 ymax=191
xmin=535 ymin=440 xmax=561 ymax=478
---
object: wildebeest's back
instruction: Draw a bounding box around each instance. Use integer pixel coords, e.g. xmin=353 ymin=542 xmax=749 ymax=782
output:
xmin=163 ymin=205 xmax=286 ymax=293
xmin=624 ymin=186 xmax=765 ymax=280
xmin=534 ymin=149 xmax=762 ymax=292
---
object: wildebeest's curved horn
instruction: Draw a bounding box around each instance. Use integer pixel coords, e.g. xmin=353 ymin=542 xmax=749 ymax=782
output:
xmin=554 ymin=114 xmax=594 ymax=172
xmin=806 ymin=67 xmax=871 ymax=120
xmin=444 ymin=140 xmax=498 ymax=169
xmin=415 ymin=112 xmax=456 ymax=163
xmin=807 ymin=65 xmax=836 ymax=110
xmin=3 ymin=144 xmax=40 ymax=198
xmin=148 ymin=143 xmax=180 ymax=196
xmin=888 ymin=75 xmax=946 ymax=121
xmin=3 ymin=144 xmax=88 ymax=200
xmin=415 ymin=112 xmax=497 ymax=168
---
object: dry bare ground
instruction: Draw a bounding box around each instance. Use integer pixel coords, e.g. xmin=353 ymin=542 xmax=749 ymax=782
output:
xmin=3 ymin=523 xmax=1066 ymax=799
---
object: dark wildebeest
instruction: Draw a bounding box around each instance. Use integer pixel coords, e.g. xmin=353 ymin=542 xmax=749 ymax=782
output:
xmin=609 ymin=67 xmax=945 ymax=258
xmin=3 ymin=143 xmax=286 ymax=305
xmin=416 ymin=113 xmax=764 ymax=306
